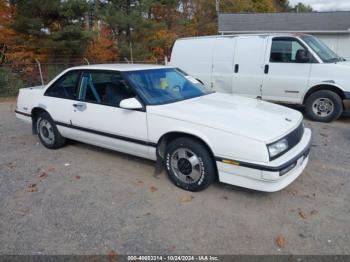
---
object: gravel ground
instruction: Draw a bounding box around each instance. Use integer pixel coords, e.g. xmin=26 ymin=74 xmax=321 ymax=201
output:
xmin=0 ymin=100 xmax=350 ymax=255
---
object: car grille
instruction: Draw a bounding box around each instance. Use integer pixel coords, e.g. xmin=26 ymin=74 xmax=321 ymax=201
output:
xmin=286 ymin=122 xmax=304 ymax=151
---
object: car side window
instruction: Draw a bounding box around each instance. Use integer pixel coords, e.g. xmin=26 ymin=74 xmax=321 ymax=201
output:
xmin=78 ymin=71 xmax=134 ymax=107
xmin=45 ymin=70 xmax=81 ymax=99
xmin=270 ymin=38 xmax=310 ymax=63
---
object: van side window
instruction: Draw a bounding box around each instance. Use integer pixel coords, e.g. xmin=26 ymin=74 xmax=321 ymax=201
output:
xmin=270 ymin=38 xmax=309 ymax=63
xmin=78 ymin=71 xmax=134 ymax=106
xmin=45 ymin=70 xmax=80 ymax=99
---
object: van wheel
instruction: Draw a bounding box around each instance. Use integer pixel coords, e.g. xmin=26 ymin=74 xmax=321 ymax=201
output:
xmin=36 ymin=112 xmax=66 ymax=149
xmin=305 ymin=90 xmax=343 ymax=122
xmin=165 ymin=137 xmax=216 ymax=192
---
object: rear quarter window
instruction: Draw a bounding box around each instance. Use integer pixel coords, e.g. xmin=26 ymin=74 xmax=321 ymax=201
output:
xmin=45 ymin=70 xmax=81 ymax=99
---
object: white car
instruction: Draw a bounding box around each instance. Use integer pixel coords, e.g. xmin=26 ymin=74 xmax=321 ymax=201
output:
xmin=15 ymin=64 xmax=312 ymax=192
xmin=170 ymin=34 xmax=350 ymax=122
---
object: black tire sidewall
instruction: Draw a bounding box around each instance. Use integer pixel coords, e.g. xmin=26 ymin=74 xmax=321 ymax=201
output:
xmin=165 ymin=137 xmax=215 ymax=192
xmin=306 ymin=90 xmax=343 ymax=122
xmin=36 ymin=112 xmax=64 ymax=149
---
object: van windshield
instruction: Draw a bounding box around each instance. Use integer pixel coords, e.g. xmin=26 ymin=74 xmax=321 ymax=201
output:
xmin=301 ymin=35 xmax=345 ymax=63
xmin=124 ymin=68 xmax=213 ymax=105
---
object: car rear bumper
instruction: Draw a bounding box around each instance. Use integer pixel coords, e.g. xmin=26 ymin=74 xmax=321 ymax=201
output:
xmin=216 ymin=128 xmax=312 ymax=192
xmin=15 ymin=110 xmax=32 ymax=124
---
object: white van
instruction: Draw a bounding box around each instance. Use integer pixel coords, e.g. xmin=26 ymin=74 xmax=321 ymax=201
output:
xmin=170 ymin=34 xmax=350 ymax=122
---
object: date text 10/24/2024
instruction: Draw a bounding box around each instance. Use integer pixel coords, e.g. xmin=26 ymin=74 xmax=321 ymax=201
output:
xmin=127 ymin=255 xmax=219 ymax=261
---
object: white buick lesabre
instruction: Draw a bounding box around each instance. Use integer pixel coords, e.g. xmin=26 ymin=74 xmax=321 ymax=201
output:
xmin=16 ymin=64 xmax=312 ymax=192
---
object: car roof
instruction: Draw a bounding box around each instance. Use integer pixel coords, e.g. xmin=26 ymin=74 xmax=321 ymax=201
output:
xmin=68 ymin=63 xmax=174 ymax=72
xmin=177 ymin=33 xmax=310 ymax=41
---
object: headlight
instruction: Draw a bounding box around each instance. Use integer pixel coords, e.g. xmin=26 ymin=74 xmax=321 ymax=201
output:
xmin=268 ymin=138 xmax=289 ymax=159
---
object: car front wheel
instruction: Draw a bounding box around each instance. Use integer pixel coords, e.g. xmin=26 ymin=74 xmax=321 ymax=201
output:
xmin=36 ymin=112 xmax=66 ymax=149
xmin=165 ymin=137 xmax=216 ymax=192
xmin=305 ymin=90 xmax=343 ymax=122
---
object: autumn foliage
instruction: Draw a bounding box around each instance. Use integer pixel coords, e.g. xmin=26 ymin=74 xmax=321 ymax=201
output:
xmin=0 ymin=0 xmax=294 ymax=66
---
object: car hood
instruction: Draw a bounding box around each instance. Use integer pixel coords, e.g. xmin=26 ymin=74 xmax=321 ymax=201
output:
xmin=147 ymin=93 xmax=303 ymax=143
xmin=336 ymin=61 xmax=350 ymax=67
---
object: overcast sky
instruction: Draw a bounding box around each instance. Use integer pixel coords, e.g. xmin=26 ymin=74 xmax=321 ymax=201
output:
xmin=288 ymin=0 xmax=350 ymax=11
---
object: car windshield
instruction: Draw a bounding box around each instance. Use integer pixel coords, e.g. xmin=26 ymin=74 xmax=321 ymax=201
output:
xmin=124 ymin=68 xmax=213 ymax=105
xmin=301 ymin=35 xmax=345 ymax=63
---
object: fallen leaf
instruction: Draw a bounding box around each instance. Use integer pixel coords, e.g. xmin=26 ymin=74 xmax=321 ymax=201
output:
xmin=298 ymin=209 xmax=306 ymax=219
xmin=6 ymin=162 xmax=16 ymax=170
xmin=180 ymin=195 xmax=194 ymax=204
xmin=310 ymin=210 xmax=319 ymax=215
xmin=108 ymin=250 xmax=118 ymax=262
xmin=47 ymin=166 xmax=55 ymax=172
xmin=18 ymin=208 xmax=30 ymax=216
xmin=27 ymin=184 xmax=38 ymax=192
xmin=75 ymin=175 xmax=81 ymax=180
xmin=136 ymin=180 xmax=144 ymax=186
xmin=287 ymin=189 xmax=298 ymax=196
xmin=275 ymin=235 xmax=287 ymax=248
xmin=38 ymin=171 xmax=48 ymax=180
xmin=150 ymin=186 xmax=158 ymax=192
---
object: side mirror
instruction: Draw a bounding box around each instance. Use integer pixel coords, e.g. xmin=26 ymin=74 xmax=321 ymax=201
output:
xmin=119 ymin=97 xmax=143 ymax=110
xmin=296 ymin=49 xmax=311 ymax=63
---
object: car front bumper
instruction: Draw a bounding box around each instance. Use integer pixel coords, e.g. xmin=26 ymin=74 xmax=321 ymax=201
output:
xmin=343 ymin=91 xmax=350 ymax=100
xmin=216 ymin=128 xmax=312 ymax=192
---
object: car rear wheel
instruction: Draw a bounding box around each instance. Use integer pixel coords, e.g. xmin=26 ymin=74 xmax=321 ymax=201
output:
xmin=165 ymin=137 xmax=216 ymax=192
xmin=305 ymin=90 xmax=343 ymax=122
xmin=36 ymin=112 xmax=66 ymax=149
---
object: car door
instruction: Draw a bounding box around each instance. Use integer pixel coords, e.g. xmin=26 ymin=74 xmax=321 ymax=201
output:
xmin=232 ymin=35 xmax=268 ymax=98
xmin=262 ymin=37 xmax=313 ymax=103
xmin=43 ymin=70 xmax=81 ymax=139
xmin=70 ymin=70 xmax=151 ymax=159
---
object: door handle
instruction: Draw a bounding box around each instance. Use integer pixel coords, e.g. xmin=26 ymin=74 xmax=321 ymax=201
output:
xmin=234 ymin=64 xmax=239 ymax=73
xmin=73 ymin=103 xmax=86 ymax=110
xmin=264 ymin=64 xmax=269 ymax=74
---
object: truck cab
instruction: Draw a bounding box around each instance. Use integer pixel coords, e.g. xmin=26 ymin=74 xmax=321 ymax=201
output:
xmin=170 ymin=34 xmax=350 ymax=122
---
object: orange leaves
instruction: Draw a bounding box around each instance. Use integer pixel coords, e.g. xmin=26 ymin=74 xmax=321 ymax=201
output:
xmin=275 ymin=234 xmax=287 ymax=249
xmin=85 ymin=27 xmax=118 ymax=63
xmin=85 ymin=36 xmax=118 ymax=63
xmin=146 ymin=29 xmax=177 ymax=60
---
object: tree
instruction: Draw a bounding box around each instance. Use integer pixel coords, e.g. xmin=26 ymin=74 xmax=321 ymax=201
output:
xmin=293 ymin=2 xmax=313 ymax=12
xmin=10 ymin=0 xmax=92 ymax=63
xmin=85 ymin=27 xmax=119 ymax=63
xmin=274 ymin=0 xmax=290 ymax=11
xmin=0 ymin=0 xmax=16 ymax=63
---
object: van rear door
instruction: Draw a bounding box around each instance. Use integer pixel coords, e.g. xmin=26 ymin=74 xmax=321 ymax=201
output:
xmin=170 ymin=38 xmax=215 ymax=88
xmin=232 ymin=35 xmax=268 ymax=98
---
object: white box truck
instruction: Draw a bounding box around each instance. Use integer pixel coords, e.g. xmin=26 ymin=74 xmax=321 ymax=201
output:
xmin=170 ymin=34 xmax=350 ymax=122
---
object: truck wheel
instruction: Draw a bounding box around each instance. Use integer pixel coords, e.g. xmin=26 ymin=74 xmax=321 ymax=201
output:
xmin=36 ymin=112 xmax=66 ymax=149
xmin=305 ymin=90 xmax=343 ymax=122
xmin=165 ymin=137 xmax=216 ymax=192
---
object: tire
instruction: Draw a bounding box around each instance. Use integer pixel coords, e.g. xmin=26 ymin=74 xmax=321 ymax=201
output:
xmin=165 ymin=137 xmax=216 ymax=192
xmin=305 ymin=90 xmax=343 ymax=122
xmin=36 ymin=112 xmax=66 ymax=149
